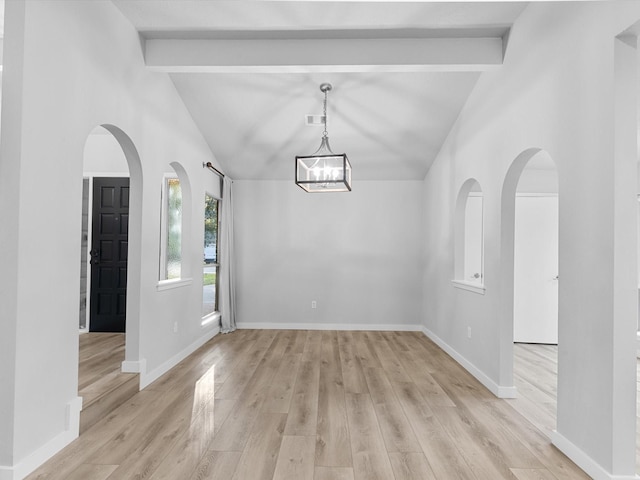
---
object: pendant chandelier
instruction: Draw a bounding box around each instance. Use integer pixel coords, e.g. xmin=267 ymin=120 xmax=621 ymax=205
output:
xmin=295 ymin=83 xmax=352 ymax=193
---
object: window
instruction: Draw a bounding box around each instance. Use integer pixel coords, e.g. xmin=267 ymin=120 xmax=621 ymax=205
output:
xmin=464 ymin=192 xmax=484 ymax=283
xmin=160 ymin=177 xmax=182 ymax=280
xmin=454 ymin=179 xmax=484 ymax=291
xmin=203 ymin=193 xmax=219 ymax=317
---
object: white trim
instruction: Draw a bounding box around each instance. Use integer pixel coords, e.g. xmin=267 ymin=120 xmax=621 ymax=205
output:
xmin=421 ymin=326 xmax=517 ymax=398
xmin=156 ymin=277 xmax=193 ymax=291
xmin=201 ymin=312 xmax=221 ymax=327
xmin=0 ymin=466 xmax=11 ymax=480
xmin=82 ymin=171 xmax=130 ymax=177
xmin=515 ymin=192 xmax=559 ymax=197
xmin=551 ymin=430 xmax=640 ymax=480
xmin=122 ymin=358 xmax=146 ymax=374
xmin=85 ymin=176 xmax=94 ymax=331
xmin=140 ymin=327 xmax=220 ymax=389
xmin=236 ymin=322 xmax=422 ymax=331
xmin=0 ymin=398 xmax=83 ymax=480
xmin=451 ymin=279 xmax=486 ymax=295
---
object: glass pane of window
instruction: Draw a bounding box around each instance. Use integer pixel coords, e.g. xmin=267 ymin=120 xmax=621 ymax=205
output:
xmin=203 ymin=194 xmax=219 ymax=317
xmin=166 ymin=178 xmax=182 ymax=279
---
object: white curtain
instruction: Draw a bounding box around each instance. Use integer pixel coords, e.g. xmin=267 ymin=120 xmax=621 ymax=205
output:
xmin=219 ymin=176 xmax=236 ymax=333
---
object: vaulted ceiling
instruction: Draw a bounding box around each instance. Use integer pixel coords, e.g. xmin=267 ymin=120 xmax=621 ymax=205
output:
xmin=112 ymin=1 xmax=528 ymax=180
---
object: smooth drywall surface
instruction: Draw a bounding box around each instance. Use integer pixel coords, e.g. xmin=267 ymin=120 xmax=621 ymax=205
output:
xmin=422 ymin=2 xmax=640 ymax=476
xmin=83 ymin=130 xmax=129 ymax=174
xmin=234 ymin=180 xmax=423 ymax=329
xmin=0 ymin=1 xmax=223 ymax=474
xmin=516 ymin=168 xmax=558 ymax=194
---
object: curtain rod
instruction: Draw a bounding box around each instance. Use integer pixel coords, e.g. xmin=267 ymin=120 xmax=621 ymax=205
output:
xmin=203 ymin=162 xmax=225 ymax=178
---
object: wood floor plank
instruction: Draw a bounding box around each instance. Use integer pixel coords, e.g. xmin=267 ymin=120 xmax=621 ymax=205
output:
xmin=27 ymin=390 xmax=162 ymax=480
xmin=369 ymin=331 xmax=413 ymax=383
xmin=284 ymin=360 xmax=320 ymax=436
xmin=315 ymin=331 xmax=352 ymax=467
xmin=344 ymin=392 xmax=396 ymax=480
xmin=431 ymin=404 xmax=516 ymax=480
xmin=510 ymin=468 xmax=559 ymax=480
xmin=392 ymin=382 xmax=476 ymax=480
xmin=103 ymin=387 xmax=199 ymax=479
xmin=313 ymin=466 xmax=355 ymax=480
xmin=146 ymin=330 xmax=253 ymax=394
xmin=352 ymin=331 xmax=383 ymax=370
xmin=465 ymin=399 xmax=545 ymax=470
xmin=96 ymin=384 xmax=193 ymax=465
xmin=337 ymin=331 xmax=369 ymax=394
xmin=362 ymin=367 xmax=421 ymax=453
xmin=210 ymin=332 xmax=287 ymax=451
xmin=231 ymin=413 xmax=287 ymax=480
xmin=65 ymin=464 xmax=118 ymax=480
xmin=263 ymin=353 xmax=302 ymax=413
xmin=389 ymin=452 xmax=437 ymax=480
xmin=387 ymin=334 xmax=456 ymax=407
xmin=189 ymin=451 xmax=242 ymax=480
xmin=213 ymin=330 xmax=277 ymax=399
xmin=284 ymin=330 xmax=308 ymax=355
xmin=272 ymin=435 xmax=316 ymax=480
xmin=511 ymin=343 xmax=558 ymax=436
xmin=146 ymin=389 xmax=216 ymax=480
xmin=485 ymin=401 xmax=590 ymax=480
xmin=302 ymin=330 xmax=323 ymax=361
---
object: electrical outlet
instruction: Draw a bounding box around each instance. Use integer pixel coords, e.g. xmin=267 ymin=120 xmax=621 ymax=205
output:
xmin=467 ymin=326 xmax=472 ymax=338
xmin=173 ymin=322 xmax=178 ymax=333
xmin=311 ymin=300 xmax=317 ymax=309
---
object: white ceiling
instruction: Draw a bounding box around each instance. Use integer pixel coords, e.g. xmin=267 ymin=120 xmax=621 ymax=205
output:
xmin=112 ymin=1 xmax=529 ymax=181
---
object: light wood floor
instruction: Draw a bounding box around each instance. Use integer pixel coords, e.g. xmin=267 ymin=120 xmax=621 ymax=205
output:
xmin=511 ymin=343 xmax=558 ymax=438
xmin=78 ymin=333 xmax=126 ymax=402
xmin=27 ymin=330 xmax=592 ymax=480
xmin=77 ymin=333 xmax=139 ymax=434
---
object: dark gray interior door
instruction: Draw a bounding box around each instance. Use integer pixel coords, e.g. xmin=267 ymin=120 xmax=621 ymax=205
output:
xmin=89 ymin=177 xmax=129 ymax=332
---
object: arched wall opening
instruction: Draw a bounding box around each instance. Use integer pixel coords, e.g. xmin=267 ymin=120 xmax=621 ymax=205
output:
xmin=454 ymin=178 xmax=485 ymax=287
xmin=80 ymin=124 xmax=143 ymax=395
xmin=499 ymin=148 xmax=559 ymax=434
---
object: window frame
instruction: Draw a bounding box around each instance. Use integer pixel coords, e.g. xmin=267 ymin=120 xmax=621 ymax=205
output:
xmin=202 ymin=192 xmax=221 ymax=321
xmin=452 ymin=179 xmax=486 ymax=295
xmin=159 ymin=174 xmax=183 ymax=282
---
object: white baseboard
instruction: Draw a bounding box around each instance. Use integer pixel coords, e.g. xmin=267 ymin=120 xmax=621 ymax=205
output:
xmin=420 ymin=327 xmax=517 ymax=399
xmin=551 ymin=430 xmax=639 ymax=480
xmin=140 ymin=326 xmax=220 ymax=389
xmin=121 ymin=358 xmax=146 ymax=374
xmin=235 ymin=322 xmax=422 ymax=332
xmin=0 ymin=397 xmax=82 ymax=480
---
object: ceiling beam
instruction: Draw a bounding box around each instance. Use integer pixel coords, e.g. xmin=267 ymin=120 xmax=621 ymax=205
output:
xmin=144 ymin=36 xmax=504 ymax=73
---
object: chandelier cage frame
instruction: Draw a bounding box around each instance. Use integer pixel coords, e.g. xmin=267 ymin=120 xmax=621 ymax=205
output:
xmin=295 ymin=83 xmax=352 ymax=193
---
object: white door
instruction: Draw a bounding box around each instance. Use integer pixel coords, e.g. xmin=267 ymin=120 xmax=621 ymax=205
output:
xmin=514 ymin=195 xmax=558 ymax=344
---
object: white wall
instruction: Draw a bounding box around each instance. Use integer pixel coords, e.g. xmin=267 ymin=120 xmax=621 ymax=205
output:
xmin=0 ymin=2 xmax=223 ymax=477
xmin=422 ymin=2 xmax=640 ymax=477
xmin=234 ymin=180 xmax=423 ymax=330
xmin=84 ymin=131 xmax=129 ymax=174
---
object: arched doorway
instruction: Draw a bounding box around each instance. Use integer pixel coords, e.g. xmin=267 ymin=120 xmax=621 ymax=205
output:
xmin=77 ymin=124 xmax=142 ymax=432
xmin=500 ymin=148 xmax=559 ymax=435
